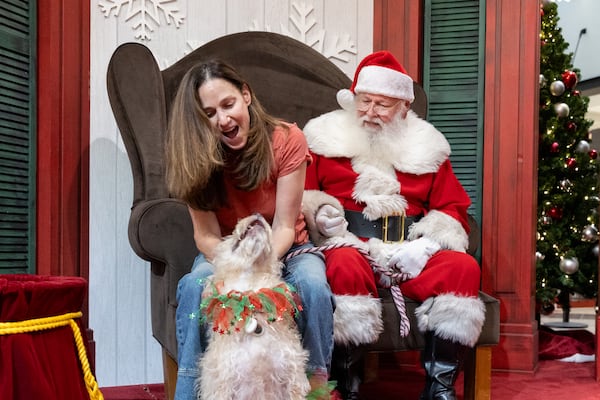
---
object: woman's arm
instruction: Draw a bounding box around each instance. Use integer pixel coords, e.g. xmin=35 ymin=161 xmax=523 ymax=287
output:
xmin=271 ymin=162 xmax=307 ymax=259
xmin=187 ymin=206 xmax=223 ymax=262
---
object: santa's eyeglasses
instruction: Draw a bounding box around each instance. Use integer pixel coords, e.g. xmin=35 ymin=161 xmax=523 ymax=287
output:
xmin=354 ymin=94 xmax=401 ymax=115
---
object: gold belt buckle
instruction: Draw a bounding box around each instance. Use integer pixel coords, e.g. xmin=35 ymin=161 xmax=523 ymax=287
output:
xmin=382 ymin=212 xmax=405 ymax=243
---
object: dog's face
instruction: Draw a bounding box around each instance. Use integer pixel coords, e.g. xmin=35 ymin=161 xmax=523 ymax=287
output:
xmin=200 ymin=214 xmax=310 ymax=400
xmin=212 ymin=213 xmax=279 ymax=276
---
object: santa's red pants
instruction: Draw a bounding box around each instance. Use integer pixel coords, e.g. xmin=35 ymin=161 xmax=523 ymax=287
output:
xmin=324 ymin=248 xmax=480 ymax=300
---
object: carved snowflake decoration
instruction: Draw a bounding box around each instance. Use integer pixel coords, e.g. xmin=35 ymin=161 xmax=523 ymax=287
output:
xmin=98 ymin=0 xmax=184 ymax=41
xmin=249 ymin=1 xmax=356 ymax=63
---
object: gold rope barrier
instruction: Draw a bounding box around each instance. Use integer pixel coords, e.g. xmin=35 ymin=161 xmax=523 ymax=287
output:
xmin=0 ymin=311 xmax=104 ymax=400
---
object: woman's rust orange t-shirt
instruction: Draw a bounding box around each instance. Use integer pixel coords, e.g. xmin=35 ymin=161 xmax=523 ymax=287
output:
xmin=215 ymin=123 xmax=310 ymax=245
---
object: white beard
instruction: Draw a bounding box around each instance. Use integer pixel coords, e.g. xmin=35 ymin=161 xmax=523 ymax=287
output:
xmin=353 ymin=112 xmax=409 ymax=173
xmin=351 ymin=112 xmax=410 ymax=219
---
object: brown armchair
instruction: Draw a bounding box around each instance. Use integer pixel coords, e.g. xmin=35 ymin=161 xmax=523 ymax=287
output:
xmin=106 ymin=31 xmax=499 ymax=400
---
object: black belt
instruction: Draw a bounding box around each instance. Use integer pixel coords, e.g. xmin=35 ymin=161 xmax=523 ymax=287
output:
xmin=344 ymin=210 xmax=421 ymax=242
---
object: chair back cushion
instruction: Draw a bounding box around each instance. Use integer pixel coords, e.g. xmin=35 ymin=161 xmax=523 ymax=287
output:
xmin=107 ymin=43 xmax=169 ymax=205
xmin=161 ymin=31 xmax=351 ymax=128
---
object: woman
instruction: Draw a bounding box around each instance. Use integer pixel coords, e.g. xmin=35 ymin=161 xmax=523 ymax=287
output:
xmin=165 ymin=60 xmax=334 ymax=400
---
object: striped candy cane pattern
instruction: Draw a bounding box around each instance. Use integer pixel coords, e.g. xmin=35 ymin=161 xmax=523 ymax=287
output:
xmin=284 ymin=242 xmax=411 ymax=337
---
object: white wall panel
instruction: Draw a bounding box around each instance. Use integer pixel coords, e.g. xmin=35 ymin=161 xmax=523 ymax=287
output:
xmin=89 ymin=0 xmax=373 ymax=387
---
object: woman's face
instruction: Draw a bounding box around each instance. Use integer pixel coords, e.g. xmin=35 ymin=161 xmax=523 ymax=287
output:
xmin=198 ymin=78 xmax=251 ymax=151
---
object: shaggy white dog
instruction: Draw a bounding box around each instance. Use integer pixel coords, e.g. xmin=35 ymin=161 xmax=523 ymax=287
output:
xmin=197 ymin=214 xmax=310 ymax=400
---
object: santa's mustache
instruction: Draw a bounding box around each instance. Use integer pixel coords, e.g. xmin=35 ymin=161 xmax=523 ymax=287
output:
xmin=358 ymin=112 xmax=407 ymax=140
xmin=359 ymin=115 xmax=384 ymax=127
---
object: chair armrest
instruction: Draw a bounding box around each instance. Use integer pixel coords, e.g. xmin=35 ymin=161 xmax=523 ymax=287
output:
xmin=128 ymin=198 xmax=198 ymax=269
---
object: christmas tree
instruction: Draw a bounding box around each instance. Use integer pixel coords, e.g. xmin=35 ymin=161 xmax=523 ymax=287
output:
xmin=537 ymin=0 xmax=599 ymax=319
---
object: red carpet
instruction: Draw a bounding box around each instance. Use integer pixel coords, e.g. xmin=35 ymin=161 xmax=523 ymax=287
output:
xmin=101 ymin=384 xmax=165 ymax=399
xmin=361 ymin=353 xmax=600 ymax=400
xmin=100 ymin=357 xmax=600 ymax=400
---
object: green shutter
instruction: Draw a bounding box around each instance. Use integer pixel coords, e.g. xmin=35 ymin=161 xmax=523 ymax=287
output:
xmin=423 ymin=0 xmax=485 ymax=222
xmin=0 ymin=0 xmax=36 ymax=274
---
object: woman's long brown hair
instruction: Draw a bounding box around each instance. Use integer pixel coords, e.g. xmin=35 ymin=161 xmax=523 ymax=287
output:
xmin=165 ymin=60 xmax=285 ymax=210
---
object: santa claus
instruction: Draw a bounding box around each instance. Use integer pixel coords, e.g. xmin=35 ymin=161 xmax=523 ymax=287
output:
xmin=302 ymin=51 xmax=485 ymax=400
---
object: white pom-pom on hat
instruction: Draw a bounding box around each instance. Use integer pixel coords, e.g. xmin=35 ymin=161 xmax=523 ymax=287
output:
xmin=336 ymin=88 xmax=355 ymax=110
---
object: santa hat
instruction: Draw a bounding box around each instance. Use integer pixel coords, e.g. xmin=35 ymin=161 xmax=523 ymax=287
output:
xmin=337 ymin=51 xmax=415 ymax=110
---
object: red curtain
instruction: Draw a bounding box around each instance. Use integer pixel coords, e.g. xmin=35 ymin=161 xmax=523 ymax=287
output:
xmin=0 ymin=275 xmax=93 ymax=399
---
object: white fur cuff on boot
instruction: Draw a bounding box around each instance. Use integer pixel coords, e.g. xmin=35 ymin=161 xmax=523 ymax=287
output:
xmin=415 ymin=293 xmax=485 ymax=347
xmin=333 ymin=295 xmax=383 ymax=346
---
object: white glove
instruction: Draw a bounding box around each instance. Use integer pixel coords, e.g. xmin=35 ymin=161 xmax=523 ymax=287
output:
xmin=387 ymin=237 xmax=441 ymax=279
xmin=315 ymin=204 xmax=348 ymax=237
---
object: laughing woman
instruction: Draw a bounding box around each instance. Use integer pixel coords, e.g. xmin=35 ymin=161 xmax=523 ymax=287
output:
xmin=165 ymin=60 xmax=334 ymax=400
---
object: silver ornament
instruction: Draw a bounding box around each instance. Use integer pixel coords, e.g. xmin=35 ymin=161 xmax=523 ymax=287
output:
xmin=550 ymin=80 xmax=566 ymax=96
xmin=593 ymin=245 xmax=599 ymax=257
xmin=559 ymin=179 xmax=573 ymax=192
xmin=540 ymin=74 xmax=547 ymax=87
xmin=575 ymin=140 xmax=591 ymax=153
xmin=536 ymin=251 xmax=546 ymax=262
xmin=554 ymin=103 xmax=570 ymax=118
xmin=559 ymin=257 xmax=579 ymax=275
xmin=581 ymin=225 xmax=598 ymax=242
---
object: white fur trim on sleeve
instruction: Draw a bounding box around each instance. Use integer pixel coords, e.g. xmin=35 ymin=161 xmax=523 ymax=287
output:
xmin=301 ymin=190 xmax=344 ymax=247
xmin=301 ymin=190 xmax=369 ymax=249
xmin=407 ymin=210 xmax=469 ymax=252
xmin=352 ymin=165 xmax=407 ymax=220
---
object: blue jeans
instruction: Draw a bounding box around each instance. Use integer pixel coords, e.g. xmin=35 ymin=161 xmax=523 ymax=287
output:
xmin=173 ymin=242 xmax=334 ymax=400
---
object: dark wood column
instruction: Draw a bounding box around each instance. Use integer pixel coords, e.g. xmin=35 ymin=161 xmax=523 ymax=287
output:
xmin=37 ymin=1 xmax=90 ymax=320
xmin=482 ymin=0 xmax=540 ymax=373
xmin=37 ymin=0 xmax=92 ymax=369
xmin=37 ymin=1 xmax=90 ymax=280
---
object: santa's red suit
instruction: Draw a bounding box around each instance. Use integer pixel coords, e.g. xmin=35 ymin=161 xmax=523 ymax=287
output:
xmin=302 ymin=106 xmax=485 ymax=349
xmin=301 ymin=49 xmax=485 ymax=400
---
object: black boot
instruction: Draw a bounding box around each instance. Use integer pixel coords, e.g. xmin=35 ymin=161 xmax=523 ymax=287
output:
xmin=419 ymin=331 xmax=467 ymax=400
xmin=331 ymin=344 xmax=366 ymax=400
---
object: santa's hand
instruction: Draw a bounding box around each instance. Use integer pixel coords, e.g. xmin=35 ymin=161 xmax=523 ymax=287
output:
xmin=387 ymin=237 xmax=441 ymax=279
xmin=315 ymin=204 xmax=348 ymax=237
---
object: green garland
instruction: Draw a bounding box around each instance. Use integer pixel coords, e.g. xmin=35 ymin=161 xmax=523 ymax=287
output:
xmin=200 ymin=281 xmax=302 ymax=334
